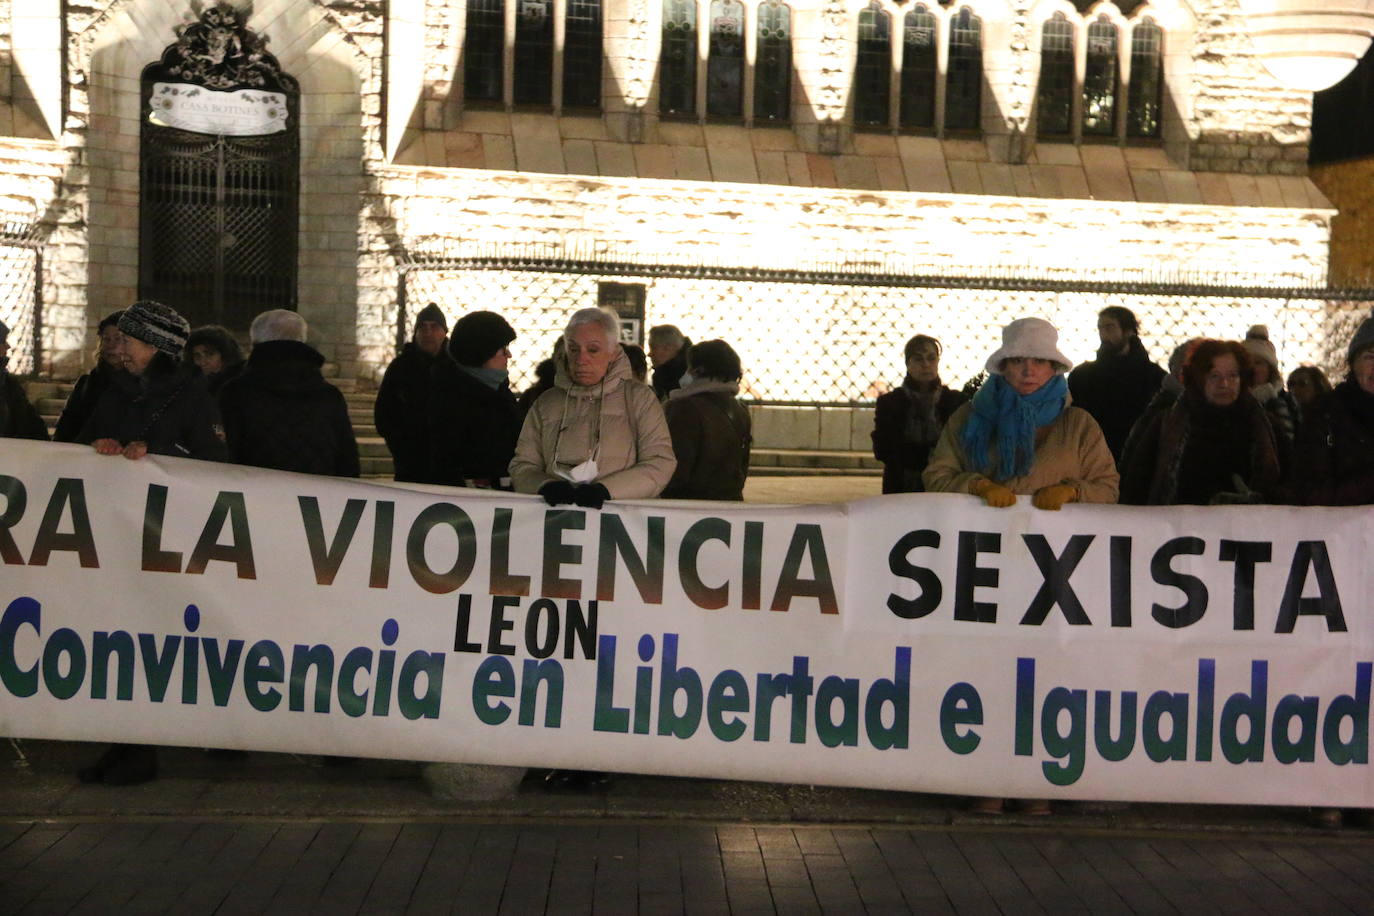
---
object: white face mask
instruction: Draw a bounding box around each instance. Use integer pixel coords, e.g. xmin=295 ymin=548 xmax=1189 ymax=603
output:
xmin=559 ymin=456 xmax=600 ymax=484
xmin=679 ymin=371 xmax=695 ymax=388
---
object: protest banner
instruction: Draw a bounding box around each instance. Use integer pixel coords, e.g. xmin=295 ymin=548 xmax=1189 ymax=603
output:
xmin=1 ymin=440 xmax=1368 ymax=805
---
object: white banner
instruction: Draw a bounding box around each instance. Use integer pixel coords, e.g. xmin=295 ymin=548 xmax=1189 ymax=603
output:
xmin=148 ymin=82 xmax=288 ymax=136
xmin=1 ymin=440 xmax=1369 ymax=805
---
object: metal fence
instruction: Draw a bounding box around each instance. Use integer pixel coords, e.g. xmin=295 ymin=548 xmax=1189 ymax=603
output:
xmin=397 ymin=248 xmax=1374 ymax=405
xmin=0 ymin=218 xmax=42 ymax=376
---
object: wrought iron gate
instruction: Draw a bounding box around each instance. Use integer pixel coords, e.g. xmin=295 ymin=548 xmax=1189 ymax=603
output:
xmin=137 ymin=3 xmax=299 ymax=330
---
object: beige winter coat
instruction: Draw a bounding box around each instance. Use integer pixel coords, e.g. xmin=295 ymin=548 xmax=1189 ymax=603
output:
xmin=510 ymin=349 xmax=677 ymax=499
xmin=922 ymin=402 xmax=1120 ymax=503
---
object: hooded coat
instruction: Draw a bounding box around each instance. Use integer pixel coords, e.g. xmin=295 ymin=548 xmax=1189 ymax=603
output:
xmin=217 ymin=340 xmax=360 ymax=477
xmin=1286 ymin=379 xmax=1374 ymax=506
xmin=511 ymin=348 xmax=676 ymax=499
xmin=662 ymin=379 xmax=751 ymax=500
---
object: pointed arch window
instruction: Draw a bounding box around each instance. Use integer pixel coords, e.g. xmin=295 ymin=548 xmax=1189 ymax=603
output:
xmin=661 ymin=0 xmax=698 ymax=115
xmin=1037 ymin=13 xmax=1075 ymax=137
xmin=755 ymin=1 xmax=792 ymax=122
xmin=1083 ymin=15 xmax=1118 ymax=136
xmin=707 ymin=0 xmax=746 ymax=118
xmin=900 ymin=5 xmax=937 ymax=129
xmin=462 ymin=0 xmax=603 ymax=110
xmin=944 ymin=7 xmax=982 ymax=131
xmin=1127 ymin=17 xmax=1163 ymax=139
xmin=855 ymin=3 xmax=892 ymax=128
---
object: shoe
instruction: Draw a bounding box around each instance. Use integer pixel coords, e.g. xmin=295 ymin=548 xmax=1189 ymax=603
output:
xmin=968 ymin=797 xmax=1005 ymax=814
xmin=1312 ymin=808 xmax=1342 ymax=829
xmin=1016 ymin=798 xmax=1052 ymax=816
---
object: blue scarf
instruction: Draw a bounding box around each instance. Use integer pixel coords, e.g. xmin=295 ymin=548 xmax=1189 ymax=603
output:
xmin=960 ymin=373 xmax=1068 ymax=479
xmin=458 ymin=364 xmax=509 ymax=391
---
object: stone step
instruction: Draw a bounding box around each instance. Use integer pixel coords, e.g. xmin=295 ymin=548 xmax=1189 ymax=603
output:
xmin=750 ymin=448 xmax=881 ymax=470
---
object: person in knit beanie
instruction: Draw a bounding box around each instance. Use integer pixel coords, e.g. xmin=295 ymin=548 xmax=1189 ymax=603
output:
xmin=1241 ymin=324 xmax=1297 ymax=450
xmin=428 ymin=310 xmax=521 ymax=488
xmin=117 ymin=299 xmax=191 ymax=360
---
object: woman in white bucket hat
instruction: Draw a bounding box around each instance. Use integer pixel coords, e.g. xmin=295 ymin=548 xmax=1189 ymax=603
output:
xmin=924 ymin=317 xmax=1118 ymax=511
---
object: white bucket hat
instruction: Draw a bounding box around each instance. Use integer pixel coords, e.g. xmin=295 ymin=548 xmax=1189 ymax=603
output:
xmin=985 ymin=317 xmax=1073 ymax=375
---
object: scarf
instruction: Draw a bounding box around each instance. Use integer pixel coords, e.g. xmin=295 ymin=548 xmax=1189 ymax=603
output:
xmin=900 ymin=376 xmax=943 ymax=450
xmin=960 ymin=372 xmax=1068 ymax=479
xmin=458 ymin=364 xmax=509 ymax=391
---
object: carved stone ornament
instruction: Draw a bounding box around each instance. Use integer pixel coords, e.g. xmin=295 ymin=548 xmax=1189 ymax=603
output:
xmin=149 ymin=2 xmax=298 ymax=94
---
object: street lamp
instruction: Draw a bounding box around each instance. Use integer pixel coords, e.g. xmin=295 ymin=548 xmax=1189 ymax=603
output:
xmin=1238 ymin=1 xmax=1374 ymax=92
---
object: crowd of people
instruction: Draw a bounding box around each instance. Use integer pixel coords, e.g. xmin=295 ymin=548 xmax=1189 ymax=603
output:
xmin=5 ymin=297 xmax=1372 ymax=823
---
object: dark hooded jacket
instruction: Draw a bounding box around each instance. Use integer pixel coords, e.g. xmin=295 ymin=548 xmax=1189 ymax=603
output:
xmin=871 ymin=379 xmax=966 ymax=493
xmin=375 ymin=342 xmax=442 ymax=482
xmin=1 ymin=372 xmax=48 ymax=441
xmin=651 ymin=342 xmax=691 ymax=400
xmin=54 ymin=362 xmax=124 ymax=442
xmin=1068 ymin=337 xmax=1167 ymax=458
xmin=217 ymin=340 xmax=360 ymax=477
xmin=77 ymin=360 xmax=227 ymax=461
xmin=1286 ymin=380 xmax=1374 ymax=506
xmin=427 ymin=358 xmax=522 ymax=486
xmin=662 ymin=380 xmax=752 ymax=500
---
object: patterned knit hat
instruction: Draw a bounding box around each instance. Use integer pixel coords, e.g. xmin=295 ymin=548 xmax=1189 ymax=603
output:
xmin=118 ymin=300 xmax=190 ymax=358
xmin=1349 ymin=316 xmax=1374 ymax=365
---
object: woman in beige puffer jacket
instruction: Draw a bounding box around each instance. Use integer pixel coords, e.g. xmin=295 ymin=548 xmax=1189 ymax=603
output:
xmin=510 ymin=307 xmax=676 ymax=507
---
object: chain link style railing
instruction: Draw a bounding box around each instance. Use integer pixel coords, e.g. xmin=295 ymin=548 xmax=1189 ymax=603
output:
xmin=397 ymin=245 xmax=1374 ymax=405
xmin=0 ymin=218 xmax=42 ymax=376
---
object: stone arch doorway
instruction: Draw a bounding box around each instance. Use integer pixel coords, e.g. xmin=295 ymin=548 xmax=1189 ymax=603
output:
xmin=137 ymin=4 xmax=300 ymax=330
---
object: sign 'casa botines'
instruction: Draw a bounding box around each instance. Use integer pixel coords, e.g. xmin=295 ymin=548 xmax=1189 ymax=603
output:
xmin=0 ymin=441 xmax=1367 ymax=804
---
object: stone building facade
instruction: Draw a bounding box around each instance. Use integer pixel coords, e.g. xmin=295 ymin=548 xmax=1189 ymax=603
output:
xmin=0 ymin=0 xmax=1357 ymax=399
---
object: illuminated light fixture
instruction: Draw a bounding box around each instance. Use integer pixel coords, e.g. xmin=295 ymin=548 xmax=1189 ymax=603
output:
xmin=1238 ymin=1 xmax=1374 ymax=91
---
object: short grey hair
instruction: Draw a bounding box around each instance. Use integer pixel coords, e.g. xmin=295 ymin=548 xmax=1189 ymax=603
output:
xmin=250 ymin=309 xmax=308 ymax=344
xmin=564 ymin=307 xmax=621 ymax=349
xmin=648 ymin=324 xmax=684 ymax=350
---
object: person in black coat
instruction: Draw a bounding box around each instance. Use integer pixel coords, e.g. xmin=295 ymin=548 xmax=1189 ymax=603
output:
xmin=77 ymin=300 xmax=227 ymax=463
xmin=376 ymin=302 xmax=447 ymax=482
xmin=871 ymin=334 xmax=966 ymax=494
xmin=54 ymin=311 xmax=127 ymax=442
xmin=428 ymin=310 xmax=520 ymax=488
xmin=74 ymin=299 xmax=226 ymax=788
xmin=649 ymin=324 xmax=691 ymax=400
xmin=1067 ymin=306 xmax=1166 ymax=459
xmin=218 ymin=309 xmax=360 ymax=478
xmin=184 ymin=324 xmax=245 ymax=396
xmin=0 ymin=319 xmax=48 ymax=441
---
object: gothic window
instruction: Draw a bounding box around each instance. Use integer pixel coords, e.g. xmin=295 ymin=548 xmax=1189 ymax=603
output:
xmin=661 ymin=0 xmax=698 ymax=115
xmin=1127 ymin=17 xmax=1163 ymax=139
xmin=754 ymin=1 xmax=792 ymax=123
xmin=463 ymin=0 xmax=603 ymax=110
xmin=564 ymin=0 xmax=604 ymax=108
xmin=1083 ymin=15 xmax=1118 ymax=136
xmin=1037 ymin=13 xmax=1074 ymax=137
xmin=900 ymin=6 xmax=937 ymax=130
xmin=855 ymin=3 xmax=892 ymax=128
xmin=464 ymin=0 xmax=504 ymax=102
xmin=707 ymin=0 xmax=746 ymax=118
xmin=944 ymin=7 xmax=982 ymax=132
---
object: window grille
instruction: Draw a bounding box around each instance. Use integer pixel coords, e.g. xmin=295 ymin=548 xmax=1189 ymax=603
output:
xmin=944 ymin=7 xmax=982 ymax=131
xmin=1083 ymin=15 xmax=1118 ymax=137
xmin=900 ymin=6 xmax=937 ymax=129
xmin=707 ymin=0 xmax=746 ymax=118
xmin=564 ymin=0 xmax=603 ymax=108
xmin=514 ymin=0 xmax=554 ymax=105
xmin=660 ymin=0 xmax=698 ymax=115
xmin=1127 ymin=17 xmax=1163 ymax=139
xmin=464 ymin=0 xmax=504 ymax=102
xmin=754 ymin=1 xmax=792 ymax=122
xmin=1037 ymin=13 xmax=1075 ymax=137
xmin=855 ymin=3 xmax=892 ymax=128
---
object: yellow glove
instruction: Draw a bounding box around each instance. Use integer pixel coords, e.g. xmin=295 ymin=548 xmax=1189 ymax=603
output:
xmin=1032 ymin=484 xmax=1078 ymax=510
xmin=971 ymin=478 xmax=1017 ymax=508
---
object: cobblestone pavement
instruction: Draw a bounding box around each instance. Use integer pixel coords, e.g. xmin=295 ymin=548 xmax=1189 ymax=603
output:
xmin=4 ymin=817 xmax=1374 ymax=914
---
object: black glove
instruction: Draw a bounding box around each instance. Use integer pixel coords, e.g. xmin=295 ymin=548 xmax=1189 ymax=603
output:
xmin=539 ymin=480 xmax=577 ymax=506
xmin=573 ymin=483 xmax=611 ymax=509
